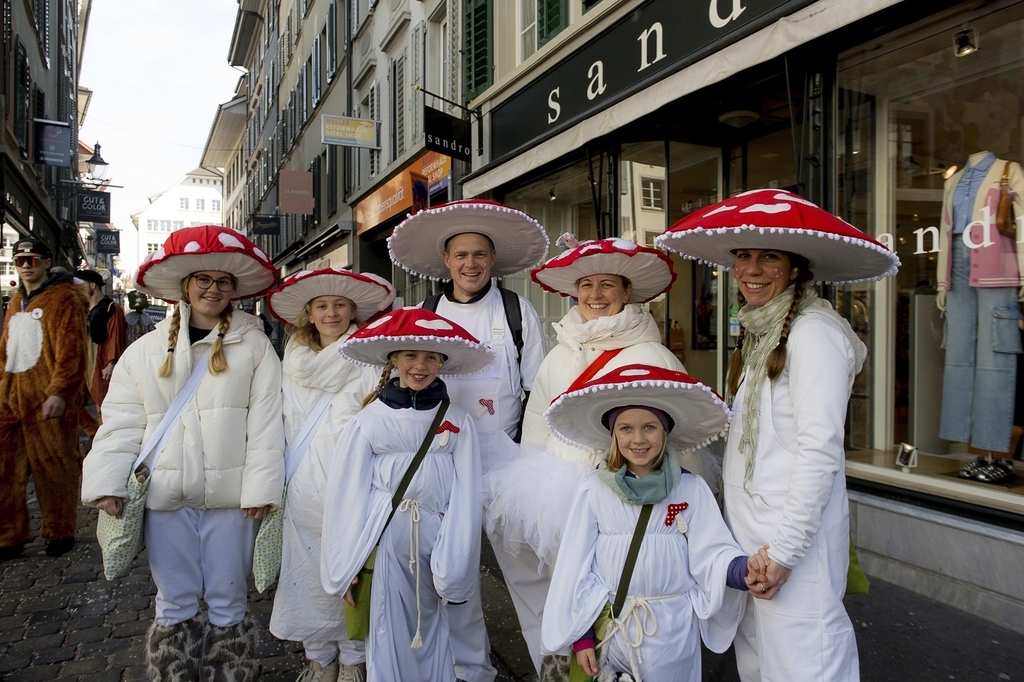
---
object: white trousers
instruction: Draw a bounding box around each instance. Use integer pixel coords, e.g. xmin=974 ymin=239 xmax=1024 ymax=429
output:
xmin=487 ymin=527 xmax=551 ymax=675
xmin=304 ymin=640 xmax=366 ymax=668
xmin=447 ymin=568 xmax=498 ymax=682
xmin=145 ymin=507 xmax=257 ymax=627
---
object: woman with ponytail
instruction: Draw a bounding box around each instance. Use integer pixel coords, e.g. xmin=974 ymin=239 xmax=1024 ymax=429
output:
xmin=657 ymin=190 xmax=900 ymax=682
xmin=82 ymin=226 xmax=283 ymax=682
xmin=265 ymin=269 xmax=395 ymax=682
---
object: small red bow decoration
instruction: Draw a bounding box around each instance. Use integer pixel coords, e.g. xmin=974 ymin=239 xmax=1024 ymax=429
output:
xmin=665 ymin=502 xmax=689 ymax=526
xmin=478 ymin=398 xmax=495 ymax=416
xmin=437 ymin=421 xmax=460 ymax=434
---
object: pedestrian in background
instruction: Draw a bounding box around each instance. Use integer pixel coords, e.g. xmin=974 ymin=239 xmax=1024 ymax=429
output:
xmin=75 ymin=268 xmax=126 ymax=426
xmin=82 ymin=226 xmax=283 ymax=682
xmin=265 ymin=268 xmax=395 ymax=682
xmin=656 ymin=189 xmax=901 ymax=681
xmin=321 ymin=307 xmax=490 ymax=682
xmin=0 ymin=238 xmax=89 ymax=560
xmin=124 ymin=290 xmax=156 ymax=346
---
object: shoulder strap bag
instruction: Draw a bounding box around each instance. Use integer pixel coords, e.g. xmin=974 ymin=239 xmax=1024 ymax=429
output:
xmin=345 ymin=400 xmax=450 ymax=640
xmin=97 ymin=351 xmax=210 ymax=580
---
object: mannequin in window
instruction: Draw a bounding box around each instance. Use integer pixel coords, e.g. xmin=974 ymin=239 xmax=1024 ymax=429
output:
xmin=936 ymin=151 xmax=1024 ymax=456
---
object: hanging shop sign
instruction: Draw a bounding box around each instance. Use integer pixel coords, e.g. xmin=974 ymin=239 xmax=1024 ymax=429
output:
xmin=33 ymin=119 xmax=72 ymax=167
xmin=77 ymin=190 xmax=111 ymax=223
xmin=280 ymin=170 xmax=315 ymax=214
xmin=252 ymin=215 xmax=281 ymax=235
xmin=321 ymin=114 xmax=379 ymax=149
xmin=355 ymin=152 xmax=451 ymax=234
xmin=95 ymin=229 xmax=120 ymax=254
xmin=424 ymin=107 xmax=472 ymax=163
xmin=490 ymin=0 xmax=812 ymax=160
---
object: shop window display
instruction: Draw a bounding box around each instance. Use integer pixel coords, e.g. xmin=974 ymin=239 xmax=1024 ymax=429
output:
xmin=838 ymin=2 xmax=1023 ymax=504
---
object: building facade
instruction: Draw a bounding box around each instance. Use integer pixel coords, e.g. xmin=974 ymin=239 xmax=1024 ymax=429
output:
xmin=460 ymin=0 xmax=1024 ymax=632
xmin=2 ymin=0 xmax=87 ymax=276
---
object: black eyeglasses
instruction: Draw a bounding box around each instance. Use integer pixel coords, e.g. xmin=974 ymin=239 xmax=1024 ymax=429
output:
xmin=14 ymin=256 xmax=41 ymax=268
xmin=191 ymin=274 xmax=235 ymax=292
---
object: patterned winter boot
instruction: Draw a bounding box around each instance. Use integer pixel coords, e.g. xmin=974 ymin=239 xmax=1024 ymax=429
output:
xmin=202 ymin=615 xmax=259 ymax=682
xmin=540 ymin=654 xmax=571 ymax=682
xmin=146 ymin=615 xmax=204 ymax=681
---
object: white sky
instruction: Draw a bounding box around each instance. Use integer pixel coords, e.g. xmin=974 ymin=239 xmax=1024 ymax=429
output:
xmin=78 ymin=0 xmax=243 ymax=276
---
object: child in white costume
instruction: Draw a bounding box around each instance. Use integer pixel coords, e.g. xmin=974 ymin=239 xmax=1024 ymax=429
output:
xmin=321 ymin=307 xmax=492 ymax=682
xmin=542 ymin=364 xmax=756 ymax=682
xmin=265 ymin=268 xmax=396 ymax=682
xmin=82 ymin=226 xmax=284 ymax=682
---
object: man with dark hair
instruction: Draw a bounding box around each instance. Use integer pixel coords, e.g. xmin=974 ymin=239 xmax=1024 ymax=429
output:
xmin=75 ymin=269 xmax=126 ymax=424
xmin=0 ymin=239 xmax=89 ymax=559
xmin=125 ymin=290 xmax=156 ymax=345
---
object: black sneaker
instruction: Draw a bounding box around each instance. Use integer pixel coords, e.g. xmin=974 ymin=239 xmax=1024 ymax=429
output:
xmin=45 ymin=538 xmax=75 ymax=557
xmin=0 ymin=544 xmax=25 ymax=561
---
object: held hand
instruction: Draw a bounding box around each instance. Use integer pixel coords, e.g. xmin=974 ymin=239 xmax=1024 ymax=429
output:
xmin=242 ymin=505 xmax=271 ymax=520
xmin=101 ymin=362 xmax=115 ymax=381
xmin=936 ymin=290 xmax=946 ymax=312
xmin=759 ymin=559 xmax=792 ymax=600
xmin=41 ymin=395 xmax=67 ymax=419
xmin=343 ymin=576 xmax=359 ymax=608
xmin=96 ymin=496 xmax=124 ymax=518
xmin=745 ymin=545 xmax=770 ymax=591
xmin=576 ymin=648 xmax=599 ymax=677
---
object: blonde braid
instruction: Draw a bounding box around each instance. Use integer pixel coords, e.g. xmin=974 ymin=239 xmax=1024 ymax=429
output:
xmin=157 ymin=305 xmax=182 ymax=378
xmin=360 ymin=355 xmax=397 ymax=408
xmin=208 ymin=307 xmax=233 ymax=375
xmin=765 ymin=279 xmax=806 ymax=382
xmin=726 ymin=326 xmax=746 ymax=400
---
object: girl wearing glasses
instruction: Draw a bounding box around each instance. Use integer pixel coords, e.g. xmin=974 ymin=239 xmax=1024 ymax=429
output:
xmin=83 ymin=225 xmax=284 ymax=682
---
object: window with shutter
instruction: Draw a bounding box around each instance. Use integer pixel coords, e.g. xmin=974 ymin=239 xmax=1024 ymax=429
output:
xmin=392 ymin=54 xmax=406 ymax=160
xmin=301 ymin=62 xmax=309 ymax=123
xmin=537 ymin=0 xmax=566 ymax=48
xmin=327 ymin=1 xmax=337 ymax=78
xmin=411 ymin=22 xmax=423 ymax=140
xmin=14 ymin=39 xmax=29 ymax=155
xmin=369 ymin=80 xmax=380 ymax=177
xmin=327 ymin=144 xmax=338 ymax=215
xmin=286 ymin=12 xmax=293 ymax=61
xmin=313 ymin=35 xmax=322 ymax=106
xmin=464 ymin=0 xmax=492 ymax=101
xmin=311 ymin=156 xmax=321 ymax=228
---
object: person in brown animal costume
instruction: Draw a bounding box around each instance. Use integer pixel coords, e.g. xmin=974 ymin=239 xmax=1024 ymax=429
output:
xmin=0 ymin=238 xmax=89 ymax=560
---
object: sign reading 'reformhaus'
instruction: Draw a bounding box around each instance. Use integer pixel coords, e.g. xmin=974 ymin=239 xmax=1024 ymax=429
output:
xmin=489 ymin=0 xmax=811 ymax=161
xmin=321 ymin=114 xmax=379 ymax=149
xmin=77 ymin=190 xmax=111 ymax=223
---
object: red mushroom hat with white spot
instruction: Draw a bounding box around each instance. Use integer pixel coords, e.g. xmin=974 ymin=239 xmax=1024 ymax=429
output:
xmin=340 ymin=307 xmax=494 ymax=377
xmin=388 ymin=199 xmax=550 ymax=280
xmin=135 ymin=225 xmax=278 ymax=302
xmin=531 ymin=238 xmax=676 ymax=303
xmin=655 ymin=189 xmax=900 ymax=284
xmin=545 ymin=364 xmax=730 ymax=453
xmin=266 ymin=268 xmax=396 ymax=327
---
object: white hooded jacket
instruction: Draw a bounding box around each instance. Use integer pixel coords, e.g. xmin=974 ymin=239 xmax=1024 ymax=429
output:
xmin=82 ymin=304 xmax=284 ymax=511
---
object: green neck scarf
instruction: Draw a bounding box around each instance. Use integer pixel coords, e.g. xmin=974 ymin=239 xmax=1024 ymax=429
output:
xmin=597 ymin=448 xmax=681 ymax=505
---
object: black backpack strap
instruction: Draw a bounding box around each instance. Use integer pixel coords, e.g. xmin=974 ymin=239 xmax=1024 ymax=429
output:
xmin=498 ymin=287 xmax=524 ymax=367
xmin=422 ymin=293 xmax=443 ymax=312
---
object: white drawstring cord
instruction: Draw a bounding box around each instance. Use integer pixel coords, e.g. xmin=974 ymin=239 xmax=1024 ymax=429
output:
xmin=599 ymin=595 xmax=660 ymax=682
xmin=398 ymin=498 xmax=423 ymax=649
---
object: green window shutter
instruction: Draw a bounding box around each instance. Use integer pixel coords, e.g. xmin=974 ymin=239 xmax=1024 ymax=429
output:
xmin=464 ymin=0 xmax=492 ymax=101
xmin=537 ymin=0 xmax=567 ymax=48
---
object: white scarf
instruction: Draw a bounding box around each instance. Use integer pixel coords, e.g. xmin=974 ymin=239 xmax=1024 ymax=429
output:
xmin=734 ymin=286 xmax=866 ymax=488
xmin=553 ymin=303 xmax=662 ymax=372
xmin=282 ymin=323 xmax=361 ymax=394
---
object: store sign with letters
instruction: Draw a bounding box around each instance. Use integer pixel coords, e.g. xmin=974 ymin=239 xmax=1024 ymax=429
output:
xmin=252 ymin=215 xmax=281 ymax=235
xmin=321 ymin=114 xmax=379 ymax=149
xmin=424 ymin=107 xmax=472 ymax=163
xmin=95 ymin=229 xmax=120 ymax=254
xmin=77 ymin=190 xmax=111 ymax=223
xmin=355 ymin=152 xmax=451 ymax=234
xmin=490 ymin=0 xmax=812 ymax=160
xmin=33 ymin=119 xmax=72 ymax=167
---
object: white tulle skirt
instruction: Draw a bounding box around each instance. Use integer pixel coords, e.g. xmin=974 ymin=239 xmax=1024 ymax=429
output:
xmin=482 ymin=443 xmax=594 ymax=572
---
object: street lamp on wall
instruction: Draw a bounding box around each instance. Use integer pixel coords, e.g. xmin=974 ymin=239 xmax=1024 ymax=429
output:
xmin=85 ymin=143 xmax=109 ymax=182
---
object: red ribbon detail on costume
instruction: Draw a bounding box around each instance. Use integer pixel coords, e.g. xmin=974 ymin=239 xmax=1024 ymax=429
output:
xmin=665 ymin=502 xmax=689 ymax=526
xmin=478 ymin=398 xmax=495 ymax=416
xmin=437 ymin=421 xmax=460 ymax=434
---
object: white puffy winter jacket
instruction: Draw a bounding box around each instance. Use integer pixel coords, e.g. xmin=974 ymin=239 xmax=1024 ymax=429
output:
xmin=82 ymin=303 xmax=284 ymax=511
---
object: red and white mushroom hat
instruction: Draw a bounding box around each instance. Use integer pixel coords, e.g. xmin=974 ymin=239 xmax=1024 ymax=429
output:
xmin=135 ymin=225 xmax=278 ymax=302
xmin=266 ymin=268 xmax=396 ymax=327
xmin=655 ymin=189 xmax=900 ymax=283
xmin=388 ymin=199 xmax=550 ymax=280
xmin=531 ymin=238 xmax=676 ymax=303
xmin=545 ymin=364 xmax=730 ymax=454
xmin=340 ymin=307 xmax=494 ymax=377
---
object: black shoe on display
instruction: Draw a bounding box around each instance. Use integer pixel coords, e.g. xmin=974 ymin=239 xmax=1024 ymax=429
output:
xmin=974 ymin=459 xmax=1016 ymax=484
xmin=0 ymin=544 xmax=25 ymax=562
xmin=957 ymin=456 xmax=988 ymax=479
xmin=45 ymin=538 xmax=75 ymax=557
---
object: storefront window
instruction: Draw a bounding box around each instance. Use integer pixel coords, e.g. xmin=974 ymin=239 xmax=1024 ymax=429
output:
xmin=838 ymin=2 xmax=1024 ymax=505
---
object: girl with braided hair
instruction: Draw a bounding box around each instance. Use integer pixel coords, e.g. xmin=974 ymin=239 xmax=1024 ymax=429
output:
xmin=657 ymin=190 xmax=900 ymax=682
xmin=82 ymin=226 xmax=283 ymax=682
